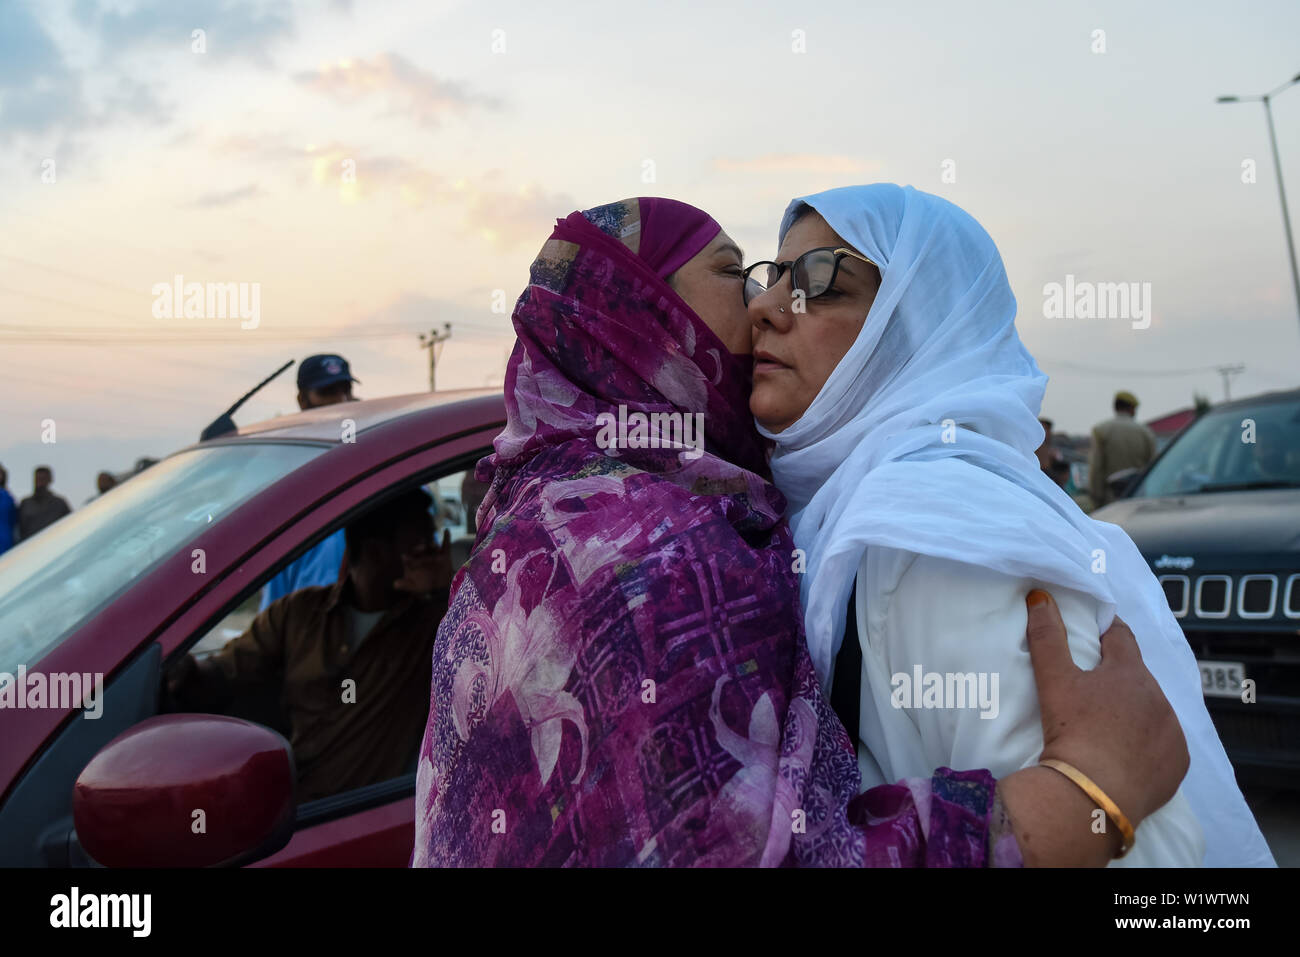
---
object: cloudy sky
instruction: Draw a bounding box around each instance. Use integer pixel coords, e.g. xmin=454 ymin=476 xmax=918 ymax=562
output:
xmin=2 ymin=0 xmax=1299 ymax=503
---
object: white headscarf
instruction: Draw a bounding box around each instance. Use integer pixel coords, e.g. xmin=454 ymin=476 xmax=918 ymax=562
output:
xmin=758 ymin=183 xmax=1273 ymax=867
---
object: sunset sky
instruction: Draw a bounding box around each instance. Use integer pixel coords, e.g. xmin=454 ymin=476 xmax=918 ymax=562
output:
xmin=3 ymin=0 xmax=1299 ymax=503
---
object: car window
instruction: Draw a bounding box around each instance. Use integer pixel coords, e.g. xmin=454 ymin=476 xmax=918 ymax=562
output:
xmin=177 ymin=462 xmax=489 ymax=807
xmin=191 ymin=469 xmax=484 ymax=658
xmin=1135 ymin=396 xmax=1300 ymax=497
xmin=435 ymin=468 xmax=490 ymax=574
xmin=0 ymin=443 xmax=325 ymax=674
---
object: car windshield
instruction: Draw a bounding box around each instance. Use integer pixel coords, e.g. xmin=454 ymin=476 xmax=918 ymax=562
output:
xmin=1134 ymin=395 xmax=1300 ymax=497
xmin=0 ymin=442 xmax=325 ymax=673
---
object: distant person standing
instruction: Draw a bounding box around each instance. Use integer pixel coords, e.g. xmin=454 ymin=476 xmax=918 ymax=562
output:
xmin=1089 ymin=390 xmax=1156 ymax=506
xmin=18 ymin=466 xmax=72 ymax=541
xmin=1034 ymin=417 xmax=1062 ymax=473
xmin=85 ymin=471 xmax=118 ymax=504
xmin=0 ymin=465 xmax=17 ymax=555
xmin=259 ymin=355 xmax=360 ymax=610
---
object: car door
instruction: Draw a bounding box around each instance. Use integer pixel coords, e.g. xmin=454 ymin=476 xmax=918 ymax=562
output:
xmin=0 ymin=401 xmax=503 ymax=867
xmin=155 ymin=430 xmax=500 ymax=867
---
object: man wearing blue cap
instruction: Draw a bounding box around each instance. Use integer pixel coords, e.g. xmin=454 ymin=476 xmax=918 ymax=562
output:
xmin=296 ymin=353 xmax=358 ymax=410
xmin=259 ymin=355 xmax=360 ymax=610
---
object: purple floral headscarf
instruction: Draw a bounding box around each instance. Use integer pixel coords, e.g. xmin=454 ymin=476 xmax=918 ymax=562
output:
xmin=411 ymin=198 xmax=1019 ymax=867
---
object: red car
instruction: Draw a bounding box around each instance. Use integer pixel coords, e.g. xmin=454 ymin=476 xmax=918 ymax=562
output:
xmin=0 ymin=390 xmax=505 ymax=867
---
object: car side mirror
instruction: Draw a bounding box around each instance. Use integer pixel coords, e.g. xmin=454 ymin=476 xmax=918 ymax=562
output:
xmin=1107 ymin=466 xmax=1142 ymax=500
xmin=73 ymin=714 xmax=295 ymax=867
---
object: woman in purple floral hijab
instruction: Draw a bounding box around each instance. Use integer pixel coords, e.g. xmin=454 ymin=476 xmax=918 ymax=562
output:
xmin=411 ymin=197 xmax=1189 ymax=867
xmin=410 ymin=197 xmax=1020 ymax=867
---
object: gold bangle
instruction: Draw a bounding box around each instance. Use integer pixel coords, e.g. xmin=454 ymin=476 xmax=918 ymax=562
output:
xmin=1039 ymin=758 xmax=1136 ymax=859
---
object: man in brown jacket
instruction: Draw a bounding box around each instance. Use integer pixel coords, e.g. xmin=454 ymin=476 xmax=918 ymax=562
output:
xmin=166 ymin=487 xmax=451 ymax=802
xmin=1089 ymin=390 xmax=1157 ymax=506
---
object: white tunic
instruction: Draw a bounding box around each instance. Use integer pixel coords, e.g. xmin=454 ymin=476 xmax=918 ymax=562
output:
xmin=847 ymin=547 xmax=1205 ymax=867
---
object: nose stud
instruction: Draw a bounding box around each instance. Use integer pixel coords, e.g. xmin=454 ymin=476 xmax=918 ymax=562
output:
xmin=779 ymin=306 xmax=786 ymax=313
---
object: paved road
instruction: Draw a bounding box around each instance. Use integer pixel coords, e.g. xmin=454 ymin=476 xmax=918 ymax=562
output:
xmin=1244 ymin=786 xmax=1300 ymax=866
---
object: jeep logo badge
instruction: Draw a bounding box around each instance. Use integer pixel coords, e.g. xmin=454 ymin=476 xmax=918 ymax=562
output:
xmin=1154 ymin=555 xmax=1195 ymax=570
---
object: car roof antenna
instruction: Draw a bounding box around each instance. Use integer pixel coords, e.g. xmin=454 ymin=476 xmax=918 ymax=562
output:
xmin=199 ymin=360 xmax=295 ymax=442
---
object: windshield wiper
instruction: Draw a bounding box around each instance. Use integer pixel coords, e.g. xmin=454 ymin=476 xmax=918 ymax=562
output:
xmin=1195 ymin=480 xmax=1300 ymax=493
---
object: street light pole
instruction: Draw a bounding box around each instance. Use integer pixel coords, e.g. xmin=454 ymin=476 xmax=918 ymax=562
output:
xmin=1218 ymin=73 xmax=1300 ymax=336
xmin=1260 ymin=94 xmax=1300 ymax=329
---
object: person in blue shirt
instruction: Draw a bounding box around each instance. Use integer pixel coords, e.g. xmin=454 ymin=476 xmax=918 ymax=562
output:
xmin=0 ymin=464 xmax=17 ymax=556
xmin=259 ymin=355 xmax=360 ymax=610
xmin=260 ymin=527 xmax=349 ymax=609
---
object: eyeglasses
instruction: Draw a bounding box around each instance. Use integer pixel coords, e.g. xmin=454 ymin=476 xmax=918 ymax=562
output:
xmin=742 ymin=246 xmax=879 ymax=307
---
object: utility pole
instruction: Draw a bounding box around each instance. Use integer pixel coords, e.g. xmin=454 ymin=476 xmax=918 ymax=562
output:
xmin=1215 ymin=363 xmax=1245 ymax=401
xmin=419 ymin=323 xmax=452 ymax=392
xmin=1218 ymin=72 xmax=1300 ymax=336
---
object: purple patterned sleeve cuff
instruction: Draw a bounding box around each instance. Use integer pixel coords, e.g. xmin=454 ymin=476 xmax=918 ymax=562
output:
xmin=924 ymin=767 xmax=1023 ymax=868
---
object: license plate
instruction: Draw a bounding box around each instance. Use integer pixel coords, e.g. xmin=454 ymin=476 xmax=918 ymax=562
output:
xmin=1198 ymin=660 xmax=1246 ymax=698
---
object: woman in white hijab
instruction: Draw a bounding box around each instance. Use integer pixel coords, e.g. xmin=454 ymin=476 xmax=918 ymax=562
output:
xmin=745 ymin=183 xmax=1273 ymax=867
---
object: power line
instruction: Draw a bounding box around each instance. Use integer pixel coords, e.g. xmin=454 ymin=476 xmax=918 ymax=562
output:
xmin=0 ymin=327 xmax=509 ymax=344
xmin=104 ymin=344 xmax=286 ymax=377
xmin=0 ymin=281 xmax=427 ymax=337
xmin=0 ymin=206 xmax=221 ymax=260
xmin=2 ymin=367 xmax=215 ymax=409
xmin=0 ymin=330 xmax=291 ymax=377
xmin=0 ymin=282 xmax=159 ymax=325
xmin=0 ymin=284 xmax=512 ymax=342
xmin=0 ymin=329 xmax=423 ymax=343
xmin=0 ymin=397 xmax=199 ymax=436
xmin=0 ymin=253 xmax=144 ymax=298
xmin=1035 ymin=355 xmax=1227 ymax=378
